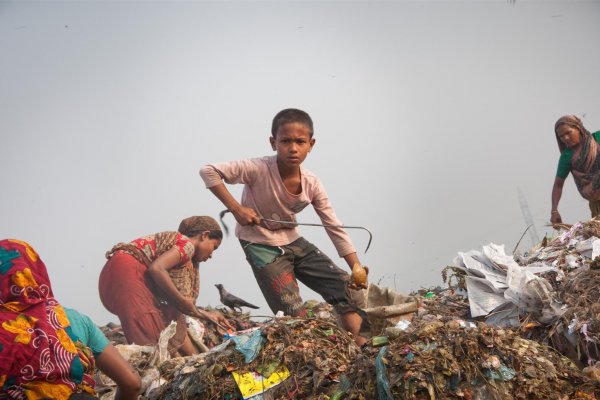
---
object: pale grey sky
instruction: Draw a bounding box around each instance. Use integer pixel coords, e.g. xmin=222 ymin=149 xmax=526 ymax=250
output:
xmin=1 ymin=0 xmax=599 ymax=324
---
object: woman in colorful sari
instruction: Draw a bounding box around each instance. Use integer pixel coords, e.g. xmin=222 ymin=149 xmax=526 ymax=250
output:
xmin=98 ymin=215 xmax=234 ymax=356
xmin=0 ymin=239 xmax=98 ymax=400
xmin=551 ymin=115 xmax=600 ymax=224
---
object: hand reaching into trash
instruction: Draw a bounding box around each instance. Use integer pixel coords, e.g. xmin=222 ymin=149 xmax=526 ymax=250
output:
xmin=551 ymin=210 xmax=562 ymax=224
xmin=197 ymin=308 xmax=236 ymax=334
xmin=180 ymin=298 xmax=205 ymax=318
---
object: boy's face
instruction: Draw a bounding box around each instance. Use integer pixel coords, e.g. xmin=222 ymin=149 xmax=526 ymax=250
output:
xmin=270 ymin=122 xmax=315 ymax=169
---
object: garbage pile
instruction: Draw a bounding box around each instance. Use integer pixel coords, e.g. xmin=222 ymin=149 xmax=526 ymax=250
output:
xmin=412 ymin=286 xmax=470 ymax=321
xmin=91 ymin=218 xmax=600 ymax=399
xmin=95 ymin=306 xmax=260 ymax=399
xmin=443 ymin=217 xmax=600 ymax=369
xmin=150 ymin=314 xmax=360 ymax=399
xmin=376 ymin=314 xmax=598 ymax=399
xmin=96 ymin=302 xmax=362 ymax=399
xmin=340 ymin=288 xmax=598 ymax=399
xmin=344 ymin=316 xmax=596 ymax=399
xmin=95 ymin=289 xmax=600 ymax=399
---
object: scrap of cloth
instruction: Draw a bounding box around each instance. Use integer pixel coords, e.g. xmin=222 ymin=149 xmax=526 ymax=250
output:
xmin=556 ymin=115 xmax=600 ymax=201
xmin=0 ymin=239 xmax=97 ymax=400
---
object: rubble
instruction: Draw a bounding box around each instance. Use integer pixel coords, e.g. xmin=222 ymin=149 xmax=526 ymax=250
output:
xmin=151 ymin=315 xmax=360 ymax=399
xmin=345 ymin=317 xmax=596 ymax=399
xmin=94 ymin=307 xmax=260 ymax=399
xmin=91 ymin=218 xmax=600 ymax=399
xmin=443 ymin=217 xmax=600 ymax=369
xmin=95 ymin=290 xmax=599 ymax=399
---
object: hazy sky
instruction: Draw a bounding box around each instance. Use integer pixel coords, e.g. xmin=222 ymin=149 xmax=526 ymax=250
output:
xmin=2 ymin=0 xmax=600 ymax=324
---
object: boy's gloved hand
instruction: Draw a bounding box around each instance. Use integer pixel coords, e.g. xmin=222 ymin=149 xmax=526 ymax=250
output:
xmin=349 ymin=263 xmax=369 ymax=290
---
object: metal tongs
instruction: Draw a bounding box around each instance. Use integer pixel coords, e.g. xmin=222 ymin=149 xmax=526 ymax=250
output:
xmin=219 ymin=210 xmax=373 ymax=253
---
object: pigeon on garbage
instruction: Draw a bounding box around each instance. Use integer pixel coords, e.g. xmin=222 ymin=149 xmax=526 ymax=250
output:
xmin=215 ymin=284 xmax=259 ymax=313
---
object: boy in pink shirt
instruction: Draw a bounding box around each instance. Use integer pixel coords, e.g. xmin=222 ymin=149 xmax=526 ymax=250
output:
xmin=200 ymin=108 xmax=368 ymax=346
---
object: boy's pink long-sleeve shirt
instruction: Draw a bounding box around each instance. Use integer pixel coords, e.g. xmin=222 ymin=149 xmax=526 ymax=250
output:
xmin=200 ymin=155 xmax=356 ymax=257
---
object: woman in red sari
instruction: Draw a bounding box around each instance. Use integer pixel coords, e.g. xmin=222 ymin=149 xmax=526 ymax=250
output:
xmin=99 ymin=215 xmax=233 ymax=356
xmin=0 ymin=239 xmax=97 ymax=399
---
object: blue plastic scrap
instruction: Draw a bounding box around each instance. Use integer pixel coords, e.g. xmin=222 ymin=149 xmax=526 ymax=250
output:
xmin=375 ymin=346 xmax=394 ymax=400
xmin=231 ymin=329 xmax=266 ymax=363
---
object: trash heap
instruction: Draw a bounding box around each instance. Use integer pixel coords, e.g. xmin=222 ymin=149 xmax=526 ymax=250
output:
xmin=412 ymin=287 xmax=470 ymax=321
xmin=94 ymin=307 xmax=260 ymax=399
xmin=527 ymin=220 xmax=600 ymax=368
xmin=150 ymin=314 xmax=360 ymax=399
xmin=93 ymin=217 xmax=600 ymax=399
xmin=96 ymin=290 xmax=600 ymax=399
xmin=198 ymin=307 xmax=260 ymax=349
xmin=342 ymin=313 xmax=596 ymax=399
xmin=443 ymin=217 xmax=600 ymax=370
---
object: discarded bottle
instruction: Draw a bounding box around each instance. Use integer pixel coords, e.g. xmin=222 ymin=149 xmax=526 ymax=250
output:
xmin=424 ymin=291 xmax=436 ymax=299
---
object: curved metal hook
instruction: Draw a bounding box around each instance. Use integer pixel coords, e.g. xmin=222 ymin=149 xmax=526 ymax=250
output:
xmin=219 ymin=210 xmax=373 ymax=253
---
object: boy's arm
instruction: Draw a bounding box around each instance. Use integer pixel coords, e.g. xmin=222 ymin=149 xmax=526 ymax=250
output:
xmin=309 ymin=179 xmax=369 ymax=288
xmin=310 ymin=182 xmax=358 ymax=259
xmin=207 ymin=183 xmax=261 ymax=226
xmin=200 ymin=162 xmax=262 ymax=226
xmin=343 ymin=252 xmax=361 ymax=270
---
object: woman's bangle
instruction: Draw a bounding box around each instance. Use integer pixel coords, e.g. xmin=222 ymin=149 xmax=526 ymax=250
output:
xmin=551 ymin=210 xmax=559 ymax=214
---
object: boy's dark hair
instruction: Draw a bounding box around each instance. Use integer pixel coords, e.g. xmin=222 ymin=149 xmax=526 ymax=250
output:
xmin=271 ymin=108 xmax=314 ymax=138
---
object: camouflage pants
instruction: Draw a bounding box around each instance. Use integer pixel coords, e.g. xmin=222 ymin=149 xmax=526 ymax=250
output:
xmin=240 ymin=237 xmax=361 ymax=317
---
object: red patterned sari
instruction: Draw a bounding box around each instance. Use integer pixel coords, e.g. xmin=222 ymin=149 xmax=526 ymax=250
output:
xmin=0 ymin=239 xmax=97 ymax=399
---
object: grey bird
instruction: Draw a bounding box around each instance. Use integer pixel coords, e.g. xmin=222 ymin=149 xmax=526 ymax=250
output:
xmin=215 ymin=283 xmax=258 ymax=312
xmin=215 ymin=284 xmax=259 ymax=313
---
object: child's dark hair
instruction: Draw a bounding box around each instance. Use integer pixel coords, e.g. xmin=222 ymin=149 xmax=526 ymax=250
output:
xmin=271 ymin=108 xmax=314 ymax=138
xmin=178 ymin=216 xmax=223 ymax=240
